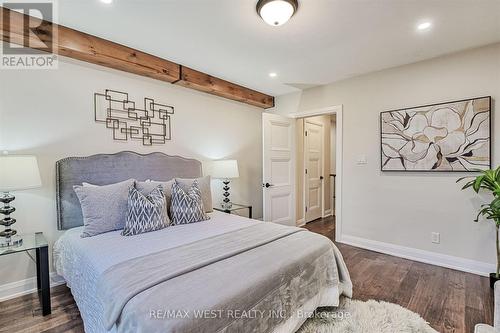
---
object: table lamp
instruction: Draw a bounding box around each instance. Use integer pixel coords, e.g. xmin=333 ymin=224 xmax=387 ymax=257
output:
xmin=210 ymin=160 xmax=239 ymax=209
xmin=0 ymin=155 xmax=42 ymax=247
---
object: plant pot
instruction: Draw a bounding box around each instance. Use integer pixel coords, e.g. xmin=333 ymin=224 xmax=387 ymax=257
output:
xmin=489 ymin=273 xmax=500 ymax=288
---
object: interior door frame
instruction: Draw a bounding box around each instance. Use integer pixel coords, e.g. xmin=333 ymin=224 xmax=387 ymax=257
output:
xmin=303 ymin=118 xmax=325 ymax=223
xmin=289 ymin=105 xmax=343 ymax=242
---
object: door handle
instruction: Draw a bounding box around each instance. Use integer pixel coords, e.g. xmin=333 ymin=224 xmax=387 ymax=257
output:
xmin=263 ymin=183 xmax=274 ymax=188
xmin=320 ymin=176 xmax=324 ymax=180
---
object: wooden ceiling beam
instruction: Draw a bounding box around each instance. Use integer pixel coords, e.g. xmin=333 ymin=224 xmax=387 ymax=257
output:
xmin=0 ymin=7 xmax=274 ymax=109
xmin=176 ymin=66 xmax=275 ymax=109
xmin=0 ymin=7 xmax=180 ymax=83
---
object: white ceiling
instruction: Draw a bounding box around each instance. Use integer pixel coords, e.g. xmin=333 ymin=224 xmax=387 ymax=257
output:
xmin=58 ymin=0 xmax=500 ymax=96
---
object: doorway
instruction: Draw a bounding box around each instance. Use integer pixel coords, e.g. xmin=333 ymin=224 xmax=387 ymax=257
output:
xmin=262 ymin=105 xmax=342 ymax=241
xmin=297 ymin=114 xmax=337 ymax=225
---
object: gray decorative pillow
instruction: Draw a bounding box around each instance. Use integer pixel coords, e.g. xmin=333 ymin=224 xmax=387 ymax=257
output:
xmin=175 ymin=176 xmax=213 ymax=212
xmin=73 ymin=179 xmax=135 ymax=238
xmin=170 ymin=180 xmax=210 ymax=225
xmin=122 ymin=185 xmax=170 ymax=236
xmin=136 ymin=180 xmax=174 ymax=214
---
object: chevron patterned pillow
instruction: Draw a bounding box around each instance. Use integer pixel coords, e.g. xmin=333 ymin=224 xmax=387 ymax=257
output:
xmin=170 ymin=179 xmax=210 ymax=225
xmin=122 ymin=185 xmax=170 ymax=236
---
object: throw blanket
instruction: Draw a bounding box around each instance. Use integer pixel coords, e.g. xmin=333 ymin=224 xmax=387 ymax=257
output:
xmin=97 ymin=223 xmax=352 ymax=333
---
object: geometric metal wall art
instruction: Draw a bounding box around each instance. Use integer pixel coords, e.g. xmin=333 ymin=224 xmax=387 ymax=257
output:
xmin=380 ymin=96 xmax=491 ymax=172
xmin=94 ymin=89 xmax=174 ymax=146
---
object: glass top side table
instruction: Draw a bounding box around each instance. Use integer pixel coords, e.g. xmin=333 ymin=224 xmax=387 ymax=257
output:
xmin=0 ymin=232 xmax=51 ymax=316
xmin=213 ymin=203 xmax=252 ymax=219
xmin=0 ymin=232 xmax=48 ymax=255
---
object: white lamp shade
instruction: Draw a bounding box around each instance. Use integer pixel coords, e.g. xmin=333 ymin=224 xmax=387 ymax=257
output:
xmin=209 ymin=160 xmax=239 ymax=179
xmin=0 ymin=155 xmax=42 ymax=192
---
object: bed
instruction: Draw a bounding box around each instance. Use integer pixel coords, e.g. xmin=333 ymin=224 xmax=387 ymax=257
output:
xmin=53 ymin=151 xmax=352 ymax=333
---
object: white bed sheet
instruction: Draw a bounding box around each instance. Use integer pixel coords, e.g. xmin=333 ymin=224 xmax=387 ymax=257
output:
xmin=54 ymin=211 xmax=258 ymax=333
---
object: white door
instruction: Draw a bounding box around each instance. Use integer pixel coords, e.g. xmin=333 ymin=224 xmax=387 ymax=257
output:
xmin=262 ymin=113 xmax=295 ymax=226
xmin=304 ymin=120 xmax=323 ymax=223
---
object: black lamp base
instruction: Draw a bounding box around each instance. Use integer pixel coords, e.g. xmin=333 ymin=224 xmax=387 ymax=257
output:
xmin=221 ymin=179 xmax=233 ymax=209
xmin=0 ymin=192 xmax=22 ymax=248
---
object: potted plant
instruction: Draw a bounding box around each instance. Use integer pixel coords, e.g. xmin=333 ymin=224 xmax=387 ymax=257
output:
xmin=457 ymin=166 xmax=500 ymax=288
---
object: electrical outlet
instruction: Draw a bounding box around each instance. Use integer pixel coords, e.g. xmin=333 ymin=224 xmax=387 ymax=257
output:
xmin=431 ymin=232 xmax=440 ymax=244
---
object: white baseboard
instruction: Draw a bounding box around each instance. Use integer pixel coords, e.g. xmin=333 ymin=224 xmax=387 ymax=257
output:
xmin=0 ymin=273 xmax=65 ymax=302
xmin=296 ymin=218 xmax=305 ymax=227
xmin=323 ymin=209 xmax=332 ymax=217
xmin=340 ymin=234 xmax=495 ymax=277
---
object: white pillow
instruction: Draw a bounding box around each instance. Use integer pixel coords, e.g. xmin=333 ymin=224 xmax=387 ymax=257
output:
xmin=74 ymin=179 xmax=135 ymax=237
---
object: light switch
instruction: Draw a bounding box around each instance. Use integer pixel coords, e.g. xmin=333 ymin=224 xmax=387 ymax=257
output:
xmin=356 ymin=155 xmax=367 ymax=165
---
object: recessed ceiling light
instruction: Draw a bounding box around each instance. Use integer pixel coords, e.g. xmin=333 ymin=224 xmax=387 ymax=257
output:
xmin=417 ymin=21 xmax=432 ymax=31
xmin=100 ymin=0 xmax=113 ymax=4
xmin=257 ymin=0 xmax=298 ymax=26
xmin=269 ymin=72 xmax=277 ymax=78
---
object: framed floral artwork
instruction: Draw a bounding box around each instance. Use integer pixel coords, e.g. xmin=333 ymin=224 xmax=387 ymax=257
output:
xmin=380 ymin=96 xmax=491 ymax=171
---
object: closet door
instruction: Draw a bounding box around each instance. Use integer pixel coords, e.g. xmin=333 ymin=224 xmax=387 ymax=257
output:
xmin=304 ymin=119 xmax=323 ymax=223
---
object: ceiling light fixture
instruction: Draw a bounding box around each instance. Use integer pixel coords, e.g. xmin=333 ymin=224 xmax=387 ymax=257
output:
xmin=417 ymin=21 xmax=432 ymax=31
xmin=269 ymin=72 xmax=277 ymax=78
xmin=257 ymin=0 xmax=298 ymax=26
xmin=100 ymin=0 xmax=113 ymax=4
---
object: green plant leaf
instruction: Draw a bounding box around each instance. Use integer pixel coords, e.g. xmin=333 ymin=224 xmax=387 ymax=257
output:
xmin=461 ymin=166 xmax=500 ymax=225
xmin=474 ymin=210 xmax=482 ymax=222
xmin=492 ymin=197 xmax=500 ymax=210
xmin=456 ymin=176 xmax=473 ymax=183
xmin=461 ymin=180 xmax=475 ymax=191
xmin=486 ymin=170 xmax=496 ymax=181
xmin=473 ymin=176 xmax=485 ymax=193
xmin=495 ymin=166 xmax=500 ymax=181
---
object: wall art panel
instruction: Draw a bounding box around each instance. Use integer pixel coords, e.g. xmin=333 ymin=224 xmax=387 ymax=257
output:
xmin=380 ymin=96 xmax=491 ymax=171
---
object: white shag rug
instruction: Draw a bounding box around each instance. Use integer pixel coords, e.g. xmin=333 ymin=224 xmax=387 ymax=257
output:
xmin=297 ymin=298 xmax=438 ymax=333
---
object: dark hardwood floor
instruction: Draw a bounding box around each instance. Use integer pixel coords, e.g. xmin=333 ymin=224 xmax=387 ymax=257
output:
xmin=0 ymin=216 xmax=493 ymax=333
xmin=0 ymin=284 xmax=84 ymax=333
xmin=305 ymin=215 xmax=494 ymax=333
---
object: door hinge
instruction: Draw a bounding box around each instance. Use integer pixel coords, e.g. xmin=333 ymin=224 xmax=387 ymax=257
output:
xmin=305 ymin=131 xmax=308 ymax=136
xmin=305 ymin=168 xmax=308 ymax=174
xmin=305 ymin=206 xmax=308 ymax=212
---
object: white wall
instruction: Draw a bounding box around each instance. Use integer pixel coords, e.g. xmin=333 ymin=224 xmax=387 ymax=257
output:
xmin=0 ymin=57 xmax=263 ymax=290
xmin=272 ymin=43 xmax=500 ymax=274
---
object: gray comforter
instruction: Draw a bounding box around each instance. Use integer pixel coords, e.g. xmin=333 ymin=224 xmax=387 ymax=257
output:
xmin=97 ymin=223 xmax=352 ymax=333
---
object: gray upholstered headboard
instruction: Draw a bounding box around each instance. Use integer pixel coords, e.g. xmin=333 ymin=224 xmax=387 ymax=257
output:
xmin=56 ymin=151 xmax=202 ymax=230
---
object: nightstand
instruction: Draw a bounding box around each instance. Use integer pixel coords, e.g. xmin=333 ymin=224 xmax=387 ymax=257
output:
xmin=0 ymin=232 xmax=51 ymax=316
xmin=213 ymin=204 xmax=253 ymax=219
